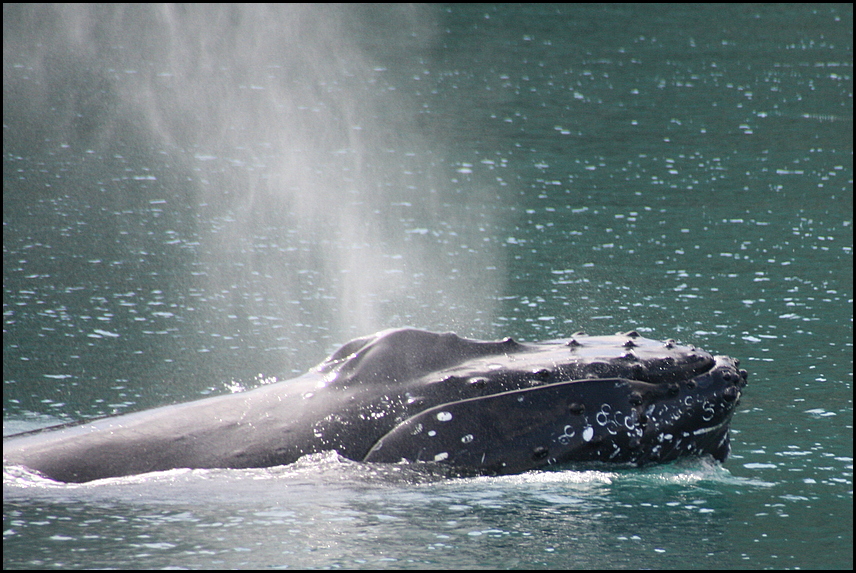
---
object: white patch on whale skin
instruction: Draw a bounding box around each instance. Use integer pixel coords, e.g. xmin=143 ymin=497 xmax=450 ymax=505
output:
xmin=692 ymin=419 xmax=728 ymax=435
xmin=434 ymin=452 xmax=449 ymax=461
xmin=436 ymin=411 xmax=453 ymax=422
xmin=582 ymin=426 xmax=594 ymax=442
xmin=557 ymin=425 xmax=576 ymax=445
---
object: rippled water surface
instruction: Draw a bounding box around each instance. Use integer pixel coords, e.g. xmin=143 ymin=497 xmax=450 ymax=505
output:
xmin=4 ymin=4 xmax=852 ymax=569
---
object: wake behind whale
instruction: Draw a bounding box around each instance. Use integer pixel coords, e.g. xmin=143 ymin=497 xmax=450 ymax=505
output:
xmin=4 ymin=328 xmax=747 ymax=483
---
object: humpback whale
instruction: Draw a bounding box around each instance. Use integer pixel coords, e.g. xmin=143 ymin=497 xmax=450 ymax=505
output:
xmin=3 ymin=328 xmax=747 ymax=483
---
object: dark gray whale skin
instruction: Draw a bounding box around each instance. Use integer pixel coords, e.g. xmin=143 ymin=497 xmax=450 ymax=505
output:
xmin=3 ymin=328 xmax=747 ymax=483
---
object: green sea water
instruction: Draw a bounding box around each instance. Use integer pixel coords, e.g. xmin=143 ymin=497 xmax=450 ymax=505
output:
xmin=4 ymin=4 xmax=852 ymax=569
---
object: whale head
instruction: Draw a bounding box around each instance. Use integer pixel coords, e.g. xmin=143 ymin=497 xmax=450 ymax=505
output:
xmin=340 ymin=329 xmax=748 ymax=474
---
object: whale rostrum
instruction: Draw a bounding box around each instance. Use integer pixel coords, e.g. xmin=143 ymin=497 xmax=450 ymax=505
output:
xmin=3 ymin=328 xmax=748 ymax=483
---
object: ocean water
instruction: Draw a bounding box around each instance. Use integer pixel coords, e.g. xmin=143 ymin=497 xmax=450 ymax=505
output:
xmin=3 ymin=4 xmax=852 ymax=569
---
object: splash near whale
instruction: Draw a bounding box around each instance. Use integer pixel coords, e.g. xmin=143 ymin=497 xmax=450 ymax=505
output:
xmin=4 ymin=328 xmax=747 ymax=483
